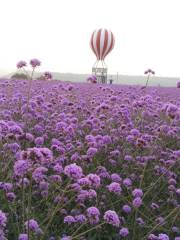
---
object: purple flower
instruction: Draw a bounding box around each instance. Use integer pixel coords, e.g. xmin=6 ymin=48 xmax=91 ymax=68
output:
xmin=86 ymin=207 xmax=100 ymax=224
xmin=41 ymin=190 xmax=48 ymax=198
xmin=0 ymin=182 xmax=13 ymax=192
xmin=6 ymin=192 xmax=16 ymax=201
xmin=86 ymin=174 xmax=101 ymax=188
xmin=25 ymin=133 xmax=34 ymax=142
xmin=176 ymin=188 xmax=180 ymax=195
xmin=87 ymin=75 xmax=97 ymax=83
xmin=78 ymin=177 xmax=91 ymax=186
xmin=107 ymin=182 xmax=122 ymax=195
xmin=133 ymin=197 xmax=142 ymax=208
xmin=122 ymin=205 xmax=132 ymax=214
xmin=103 ymin=135 xmax=112 ymax=144
xmin=44 ymin=71 xmax=53 ymax=80
xmin=49 ymin=175 xmax=62 ymax=183
xmin=156 ymin=217 xmax=165 ymax=225
xmin=17 ymin=61 xmax=27 ymax=68
xmin=119 ymin=227 xmax=129 ymax=237
xmin=18 ymin=234 xmax=28 ymax=240
xmin=111 ymin=173 xmax=122 ymax=183
xmin=103 ymin=210 xmax=120 ymax=227
xmin=172 ymin=226 xmax=179 ymax=233
xmin=165 ymin=103 xmax=178 ymax=119
xmin=168 ymin=178 xmax=177 ymax=185
xmin=126 ymin=135 xmax=134 ymax=143
xmin=136 ymin=217 xmax=145 ymax=225
xmin=39 ymin=181 xmax=49 ymax=191
xmin=87 ymin=207 xmax=100 ymax=217
xmin=25 ymin=219 xmax=40 ymax=233
xmin=88 ymin=189 xmax=97 ymax=198
xmin=132 ymin=188 xmax=143 ymax=198
xmin=158 ymin=233 xmax=169 ymax=240
xmin=130 ymin=128 xmax=140 ymax=137
xmin=64 ymin=163 xmax=83 ymax=180
xmin=64 ymin=216 xmax=75 ymax=225
xmin=144 ymin=69 xmax=155 ymax=75
xmin=77 ymin=190 xmax=89 ymax=202
xmin=75 ymin=214 xmax=87 ymax=223
xmin=110 ymin=149 xmax=120 ymax=157
xmin=53 ymin=163 xmax=63 ymax=174
xmin=35 ymin=137 xmax=44 ymax=146
xmin=20 ymin=147 xmax=53 ymax=165
xmin=87 ymin=147 xmax=98 ymax=157
xmin=151 ymin=203 xmax=159 ymax=210
xmin=49 ymin=237 xmax=55 ymax=240
xmin=30 ymin=58 xmax=41 ymax=68
xmin=61 ymin=236 xmax=72 ymax=240
xmin=148 ymin=234 xmax=158 ymax=240
xmin=123 ymin=178 xmax=132 ymax=187
xmin=0 ymin=210 xmax=7 ymax=227
xmin=14 ymin=160 xmax=29 ymax=177
xmin=32 ymin=167 xmax=48 ymax=183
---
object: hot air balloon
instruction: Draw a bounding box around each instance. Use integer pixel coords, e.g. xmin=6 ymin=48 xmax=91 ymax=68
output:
xmin=90 ymin=29 xmax=115 ymax=84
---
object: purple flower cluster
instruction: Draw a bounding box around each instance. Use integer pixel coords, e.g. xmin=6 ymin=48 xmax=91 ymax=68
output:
xmin=30 ymin=58 xmax=41 ymax=68
xmin=43 ymin=71 xmax=53 ymax=80
xmin=107 ymin=182 xmax=122 ymax=194
xmin=18 ymin=234 xmax=28 ymax=240
xmin=87 ymin=75 xmax=97 ymax=84
xmin=103 ymin=210 xmax=120 ymax=227
xmin=0 ymin=76 xmax=179 ymax=239
xmin=25 ymin=219 xmax=41 ymax=233
xmin=16 ymin=61 xmax=27 ymax=69
xmin=0 ymin=210 xmax=7 ymax=228
xmin=64 ymin=163 xmax=83 ymax=179
xmin=144 ymin=69 xmax=155 ymax=75
xmin=0 ymin=210 xmax=7 ymax=239
xmin=87 ymin=207 xmax=100 ymax=224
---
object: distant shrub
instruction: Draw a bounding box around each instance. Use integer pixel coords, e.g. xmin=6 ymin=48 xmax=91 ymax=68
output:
xmin=11 ymin=73 xmax=28 ymax=80
xmin=37 ymin=75 xmax=46 ymax=80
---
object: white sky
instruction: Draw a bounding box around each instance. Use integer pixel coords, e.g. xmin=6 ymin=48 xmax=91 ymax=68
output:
xmin=0 ymin=0 xmax=180 ymax=77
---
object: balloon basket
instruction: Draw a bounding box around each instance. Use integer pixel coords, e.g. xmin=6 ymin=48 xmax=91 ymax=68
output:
xmin=92 ymin=61 xmax=107 ymax=84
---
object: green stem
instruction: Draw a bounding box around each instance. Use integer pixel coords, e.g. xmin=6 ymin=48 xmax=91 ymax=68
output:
xmin=72 ymin=222 xmax=105 ymax=239
xmin=133 ymin=160 xmax=148 ymax=239
xmin=142 ymin=165 xmax=174 ymax=200
xmin=41 ymin=195 xmax=75 ymax=239
xmin=22 ymin=178 xmax=25 ymax=232
xmin=71 ymin=222 xmax=87 ymax=237
xmin=40 ymin=181 xmax=72 ymax=239
xmin=25 ymin=68 xmax=35 ymax=130
xmin=145 ymin=73 xmax=150 ymax=88
xmin=27 ymin=177 xmax=32 ymax=239
xmin=143 ymin=207 xmax=179 ymax=239
xmin=22 ymin=67 xmax=31 ymax=79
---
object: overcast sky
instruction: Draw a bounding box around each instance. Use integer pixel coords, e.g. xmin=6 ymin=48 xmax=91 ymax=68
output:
xmin=1 ymin=0 xmax=180 ymax=77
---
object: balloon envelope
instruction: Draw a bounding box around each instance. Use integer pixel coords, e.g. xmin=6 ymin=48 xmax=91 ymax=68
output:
xmin=90 ymin=29 xmax=115 ymax=61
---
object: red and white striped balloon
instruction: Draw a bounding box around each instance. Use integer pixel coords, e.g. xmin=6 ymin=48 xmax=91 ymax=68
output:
xmin=90 ymin=29 xmax=115 ymax=61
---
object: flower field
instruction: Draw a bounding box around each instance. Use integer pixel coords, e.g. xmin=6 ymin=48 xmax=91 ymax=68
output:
xmin=0 ymin=79 xmax=179 ymax=240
